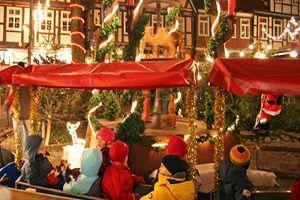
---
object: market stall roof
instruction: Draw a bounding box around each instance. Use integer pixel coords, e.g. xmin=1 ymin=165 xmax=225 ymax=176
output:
xmin=0 ymin=65 xmax=23 ymax=85
xmin=12 ymin=59 xmax=197 ymax=89
xmin=208 ymin=58 xmax=300 ymax=95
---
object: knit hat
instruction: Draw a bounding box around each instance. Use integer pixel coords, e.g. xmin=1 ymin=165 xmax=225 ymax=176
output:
xmin=97 ymin=127 xmax=115 ymax=144
xmin=25 ymin=135 xmax=43 ymax=162
xmin=167 ymin=135 xmax=188 ymax=158
xmin=161 ymin=155 xmax=184 ymax=175
xmin=230 ymin=145 xmax=251 ymax=166
xmin=109 ymin=141 xmax=129 ymax=164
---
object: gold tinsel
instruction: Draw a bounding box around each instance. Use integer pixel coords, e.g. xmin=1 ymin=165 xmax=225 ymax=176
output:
xmin=186 ymin=87 xmax=199 ymax=195
xmin=12 ymin=86 xmax=22 ymax=168
xmin=29 ymin=87 xmax=40 ymax=135
xmin=213 ymin=89 xmax=226 ymax=200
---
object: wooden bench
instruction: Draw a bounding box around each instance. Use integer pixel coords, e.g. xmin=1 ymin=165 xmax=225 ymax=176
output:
xmin=15 ymin=176 xmax=104 ymax=200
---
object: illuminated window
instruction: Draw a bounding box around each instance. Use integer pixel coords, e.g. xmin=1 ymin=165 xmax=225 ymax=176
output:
xmin=273 ymin=19 xmax=282 ymax=40
xmin=198 ymin=15 xmax=209 ymax=36
xmin=7 ymin=7 xmax=22 ymax=31
xmin=40 ymin=11 xmax=54 ymax=32
xmin=259 ymin=17 xmax=268 ymax=39
xmin=61 ymin=11 xmax=70 ymax=33
xmin=240 ymin=18 xmax=250 ymax=39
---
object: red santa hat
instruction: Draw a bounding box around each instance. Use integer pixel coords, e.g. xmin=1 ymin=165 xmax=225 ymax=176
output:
xmin=167 ymin=135 xmax=188 ymax=158
xmin=97 ymin=127 xmax=115 ymax=144
xmin=109 ymin=141 xmax=129 ymax=164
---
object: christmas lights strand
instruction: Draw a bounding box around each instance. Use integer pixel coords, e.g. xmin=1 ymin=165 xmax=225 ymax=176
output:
xmin=262 ymin=17 xmax=299 ymax=40
xmin=70 ymin=3 xmax=86 ymax=62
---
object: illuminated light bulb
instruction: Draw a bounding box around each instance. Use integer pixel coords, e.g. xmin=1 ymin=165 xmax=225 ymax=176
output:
xmin=206 ymin=56 xmax=214 ymax=63
xmin=46 ymin=44 xmax=51 ymax=50
xmin=239 ymin=51 xmax=245 ymax=57
xmin=135 ymin=52 xmax=142 ymax=62
xmin=290 ymin=50 xmax=298 ymax=58
xmin=249 ymin=44 xmax=254 ymax=50
xmin=197 ymin=74 xmax=202 ymax=81
xmin=267 ymin=44 xmax=272 ymax=50
xmin=184 ymin=134 xmax=190 ymax=141
xmin=225 ymin=48 xmax=230 ymax=58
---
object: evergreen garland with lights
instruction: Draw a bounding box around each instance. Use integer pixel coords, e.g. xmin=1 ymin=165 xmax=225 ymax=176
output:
xmin=123 ymin=11 xmax=149 ymax=61
xmin=206 ymin=14 xmax=229 ymax=59
xmin=165 ymin=5 xmax=180 ymax=27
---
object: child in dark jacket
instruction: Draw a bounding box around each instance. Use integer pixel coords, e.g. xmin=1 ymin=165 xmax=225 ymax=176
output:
xmin=21 ymin=135 xmax=52 ymax=187
xmin=101 ymin=141 xmax=144 ymax=200
xmin=219 ymin=144 xmax=253 ymax=200
xmin=96 ymin=127 xmax=115 ymax=177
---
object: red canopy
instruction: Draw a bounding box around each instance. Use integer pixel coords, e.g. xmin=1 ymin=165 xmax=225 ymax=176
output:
xmin=209 ymin=58 xmax=300 ymax=95
xmin=12 ymin=59 xmax=196 ymax=89
xmin=0 ymin=66 xmax=23 ymax=85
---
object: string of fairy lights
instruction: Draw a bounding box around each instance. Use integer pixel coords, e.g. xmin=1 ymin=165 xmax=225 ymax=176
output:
xmin=262 ymin=17 xmax=300 ymax=41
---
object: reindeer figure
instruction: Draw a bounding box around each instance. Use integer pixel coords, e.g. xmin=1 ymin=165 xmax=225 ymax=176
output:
xmin=67 ymin=122 xmax=86 ymax=147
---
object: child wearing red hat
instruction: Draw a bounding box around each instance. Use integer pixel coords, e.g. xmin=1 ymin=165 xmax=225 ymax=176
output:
xmin=101 ymin=141 xmax=145 ymax=200
xmin=96 ymin=127 xmax=115 ymax=177
xmin=167 ymin=135 xmax=188 ymax=158
xmin=219 ymin=144 xmax=253 ymax=200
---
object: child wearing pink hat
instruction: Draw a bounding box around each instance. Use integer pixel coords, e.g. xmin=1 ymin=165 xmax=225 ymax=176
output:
xmin=96 ymin=127 xmax=115 ymax=177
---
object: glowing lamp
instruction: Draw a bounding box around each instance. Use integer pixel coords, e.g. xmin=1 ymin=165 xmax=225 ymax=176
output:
xmin=290 ymin=50 xmax=298 ymax=58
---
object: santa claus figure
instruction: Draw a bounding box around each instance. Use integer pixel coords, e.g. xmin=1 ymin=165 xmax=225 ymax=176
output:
xmin=254 ymin=94 xmax=282 ymax=128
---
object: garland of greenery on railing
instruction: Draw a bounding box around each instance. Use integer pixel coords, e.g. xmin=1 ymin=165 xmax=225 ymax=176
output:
xmin=206 ymin=14 xmax=228 ymax=59
xmin=204 ymin=0 xmax=214 ymax=15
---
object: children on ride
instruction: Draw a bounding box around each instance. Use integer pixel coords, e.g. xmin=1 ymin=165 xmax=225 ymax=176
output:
xmin=101 ymin=141 xmax=144 ymax=200
xmin=63 ymin=148 xmax=102 ymax=195
xmin=21 ymin=135 xmax=52 ymax=187
xmin=141 ymin=154 xmax=195 ymax=200
xmin=96 ymin=127 xmax=115 ymax=177
xmin=219 ymin=145 xmax=253 ymax=200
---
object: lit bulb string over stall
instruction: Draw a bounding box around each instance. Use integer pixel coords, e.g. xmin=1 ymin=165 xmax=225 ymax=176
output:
xmin=10 ymin=59 xmax=201 ymax=182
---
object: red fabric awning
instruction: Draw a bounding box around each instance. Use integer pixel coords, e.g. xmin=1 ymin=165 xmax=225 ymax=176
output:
xmin=0 ymin=66 xmax=23 ymax=85
xmin=12 ymin=59 xmax=196 ymax=89
xmin=208 ymin=58 xmax=300 ymax=95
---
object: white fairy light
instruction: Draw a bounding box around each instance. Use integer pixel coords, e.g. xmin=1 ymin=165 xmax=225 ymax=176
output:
xmin=239 ymin=51 xmax=245 ymax=57
xmin=249 ymin=44 xmax=254 ymax=50
xmin=267 ymin=44 xmax=272 ymax=50
xmin=290 ymin=50 xmax=298 ymax=58
xmin=262 ymin=17 xmax=299 ymax=41
xmin=225 ymin=48 xmax=230 ymax=58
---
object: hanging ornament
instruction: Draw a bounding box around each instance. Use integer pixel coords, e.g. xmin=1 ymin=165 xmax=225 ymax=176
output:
xmin=254 ymin=94 xmax=283 ymax=128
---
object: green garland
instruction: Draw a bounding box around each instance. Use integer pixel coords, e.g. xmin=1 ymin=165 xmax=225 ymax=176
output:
xmin=98 ymin=17 xmax=119 ymax=41
xmin=123 ymin=12 xmax=149 ymax=61
xmin=102 ymin=0 xmax=114 ymax=7
xmin=206 ymin=14 xmax=228 ymax=59
xmin=204 ymin=0 xmax=214 ymax=15
xmin=166 ymin=5 xmax=180 ymax=27
xmin=96 ymin=43 xmax=115 ymax=61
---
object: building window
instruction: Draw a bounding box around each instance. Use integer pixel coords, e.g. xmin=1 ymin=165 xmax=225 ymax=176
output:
xmin=7 ymin=7 xmax=22 ymax=31
xmin=232 ymin=24 xmax=237 ymax=38
xmin=292 ymin=0 xmax=298 ymax=4
xmin=61 ymin=11 xmax=70 ymax=33
xmin=40 ymin=11 xmax=54 ymax=32
xmin=259 ymin=17 xmax=268 ymax=39
xmin=273 ymin=19 xmax=282 ymax=40
xmin=198 ymin=15 xmax=209 ymax=36
xmin=240 ymin=18 xmax=250 ymax=39
xmin=151 ymin=14 xmax=164 ymax=34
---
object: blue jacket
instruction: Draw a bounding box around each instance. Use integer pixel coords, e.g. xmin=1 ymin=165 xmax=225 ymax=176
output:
xmin=219 ymin=159 xmax=253 ymax=200
xmin=63 ymin=148 xmax=102 ymax=195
